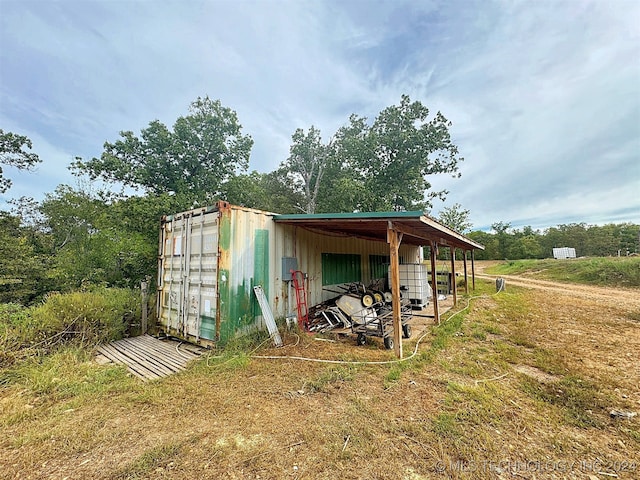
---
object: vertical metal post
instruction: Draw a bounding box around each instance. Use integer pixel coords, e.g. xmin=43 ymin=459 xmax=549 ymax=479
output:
xmin=471 ymin=249 xmax=476 ymax=290
xmin=178 ymin=215 xmax=186 ymax=334
xmin=141 ymin=279 xmax=148 ymax=335
xmin=168 ymin=217 xmax=175 ymax=330
xmin=429 ymin=241 xmax=440 ymax=324
xmin=181 ymin=214 xmax=192 ymax=338
xmin=195 ymin=214 xmax=204 ymax=342
xmin=156 ymin=219 xmax=164 ymax=333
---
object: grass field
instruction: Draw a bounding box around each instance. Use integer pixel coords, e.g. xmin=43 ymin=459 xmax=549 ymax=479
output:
xmin=1 ymin=269 xmax=639 ymax=479
xmin=484 ymin=256 xmax=640 ymax=287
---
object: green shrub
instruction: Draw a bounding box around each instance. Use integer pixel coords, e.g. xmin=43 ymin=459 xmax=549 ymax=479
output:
xmin=0 ymin=288 xmax=140 ymax=366
xmin=34 ymin=288 xmax=139 ymax=341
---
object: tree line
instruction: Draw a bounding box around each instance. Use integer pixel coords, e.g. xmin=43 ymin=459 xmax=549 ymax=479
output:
xmin=468 ymin=221 xmax=639 ymax=260
xmin=1 ymin=97 xmax=637 ymax=305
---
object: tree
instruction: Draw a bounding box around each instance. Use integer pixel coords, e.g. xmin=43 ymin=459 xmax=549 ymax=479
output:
xmin=467 ymin=230 xmax=498 ymax=260
xmin=29 ymin=184 xmax=165 ymax=290
xmin=587 ymin=224 xmax=619 ymax=256
xmin=437 ymin=203 xmax=472 ymax=233
xmin=0 ymin=129 xmax=41 ymax=193
xmin=559 ymin=223 xmax=588 ymax=255
xmin=331 ymin=95 xmax=463 ymax=212
xmin=280 ymin=126 xmax=330 ymax=213
xmin=221 ymin=170 xmax=299 ymax=213
xmin=469 ymin=222 xmax=639 ymax=260
xmin=614 ymin=223 xmax=640 ymax=255
xmin=37 ymin=185 xmax=106 ymax=288
xmin=508 ymin=235 xmax=543 ymax=259
xmin=0 ymin=212 xmax=49 ymax=304
xmin=491 ymin=221 xmax=512 ymax=259
xmin=72 ymin=97 xmax=253 ymax=206
xmin=315 ymin=122 xmax=369 ymax=213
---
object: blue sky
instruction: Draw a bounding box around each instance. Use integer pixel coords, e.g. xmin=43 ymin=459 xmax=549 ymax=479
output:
xmin=1 ymin=0 xmax=638 ymax=231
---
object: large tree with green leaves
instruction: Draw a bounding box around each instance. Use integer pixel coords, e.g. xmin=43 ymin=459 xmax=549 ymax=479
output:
xmin=0 ymin=212 xmax=50 ymax=304
xmin=13 ymin=184 xmax=172 ymax=291
xmin=0 ymin=129 xmax=41 ymax=193
xmin=221 ymin=170 xmax=299 ymax=213
xmin=73 ymin=97 xmax=253 ymax=206
xmin=437 ymin=203 xmax=473 ymax=233
xmin=491 ymin=221 xmax=512 ymax=259
xmin=279 ymin=126 xmax=331 ymax=213
xmin=329 ymin=95 xmax=462 ymax=212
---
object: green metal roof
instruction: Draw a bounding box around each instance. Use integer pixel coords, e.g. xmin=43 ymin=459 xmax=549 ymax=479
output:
xmin=273 ymin=210 xmax=484 ymax=250
xmin=273 ymin=210 xmax=424 ymax=221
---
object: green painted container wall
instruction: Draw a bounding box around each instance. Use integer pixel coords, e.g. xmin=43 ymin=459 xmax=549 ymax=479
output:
xmin=217 ymin=205 xmax=276 ymax=344
xmin=321 ymin=253 xmax=362 ymax=285
xmin=369 ymin=254 xmax=390 ymax=282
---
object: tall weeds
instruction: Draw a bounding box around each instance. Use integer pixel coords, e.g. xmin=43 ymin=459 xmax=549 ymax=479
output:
xmin=0 ymin=288 xmax=140 ymax=367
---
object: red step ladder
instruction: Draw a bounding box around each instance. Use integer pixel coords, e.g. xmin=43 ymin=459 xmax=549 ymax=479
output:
xmin=290 ymin=270 xmax=309 ymax=331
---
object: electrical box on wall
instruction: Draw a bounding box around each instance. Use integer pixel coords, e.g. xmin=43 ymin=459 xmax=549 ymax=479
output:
xmin=282 ymin=257 xmax=298 ymax=280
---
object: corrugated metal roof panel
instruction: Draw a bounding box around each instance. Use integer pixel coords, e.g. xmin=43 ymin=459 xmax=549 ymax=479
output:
xmin=273 ymin=211 xmax=484 ymax=250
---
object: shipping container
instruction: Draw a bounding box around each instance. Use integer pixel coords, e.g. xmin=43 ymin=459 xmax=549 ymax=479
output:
xmin=157 ymin=202 xmax=422 ymax=346
xmin=157 ymin=202 xmax=276 ymax=344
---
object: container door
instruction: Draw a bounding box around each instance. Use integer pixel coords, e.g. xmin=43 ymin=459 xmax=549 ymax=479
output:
xmin=158 ymin=211 xmax=220 ymax=342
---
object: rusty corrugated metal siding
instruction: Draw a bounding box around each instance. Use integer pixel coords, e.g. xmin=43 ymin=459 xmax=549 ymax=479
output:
xmin=158 ymin=202 xmax=278 ymax=345
xmin=158 ymin=202 xmax=423 ymax=346
xmin=217 ymin=202 xmax=277 ymax=343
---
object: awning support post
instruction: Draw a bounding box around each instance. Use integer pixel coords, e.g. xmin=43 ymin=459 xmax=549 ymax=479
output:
xmin=429 ymin=241 xmax=440 ymax=325
xmin=387 ymin=222 xmax=403 ymax=359
xmin=463 ymin=250 xmax=469 ymax=295
xmin=450 ymin=247 xmax=457 ymax=306
xmin=471 ymin=250 xmax=476 ymax=290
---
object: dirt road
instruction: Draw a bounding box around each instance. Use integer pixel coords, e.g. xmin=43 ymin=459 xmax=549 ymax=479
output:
xmin=475 ymin=269 xmax=640 ymax=310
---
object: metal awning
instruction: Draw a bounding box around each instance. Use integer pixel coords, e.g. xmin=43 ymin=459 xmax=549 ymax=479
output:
xmin=273 ymin=210 xmax=484 ymax=251
xmin=274 ymin=210 xmax=484 ymax=359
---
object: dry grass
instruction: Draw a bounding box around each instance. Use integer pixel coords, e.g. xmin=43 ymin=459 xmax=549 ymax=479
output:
xmin=1 ymin=278 xmax=638 ymax=479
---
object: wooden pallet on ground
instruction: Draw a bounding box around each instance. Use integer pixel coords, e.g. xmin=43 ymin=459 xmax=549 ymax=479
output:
xmin=95 ymin=335 xmax=205 ymax=381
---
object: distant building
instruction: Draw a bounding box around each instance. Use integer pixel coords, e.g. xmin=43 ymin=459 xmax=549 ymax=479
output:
xmin=553 ymin=247 xmax=576 ymax=259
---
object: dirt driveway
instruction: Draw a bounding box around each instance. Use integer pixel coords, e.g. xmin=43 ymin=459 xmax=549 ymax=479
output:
xmin=473 ymin=262 xmax=640 ymax=310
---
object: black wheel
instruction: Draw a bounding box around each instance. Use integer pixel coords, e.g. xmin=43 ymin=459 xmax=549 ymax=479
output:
xmin=356 ymin=333 xmax=367 ymax=346
xmin=383 ymin=336 xmax=394 ymax=350
xmin=402 ymin=323 xmax=412 ymax=339
xmin=372 ymin=291 xmax=384 ymax=304
xmin=361 ymin=293 xmax=375 ymax=307
xmin=383 ymin=291 xmax=393 ymax=303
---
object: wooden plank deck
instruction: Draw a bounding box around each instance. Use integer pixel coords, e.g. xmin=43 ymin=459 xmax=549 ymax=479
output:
xmin=96 ymin=335 xmax=205 ymax=381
